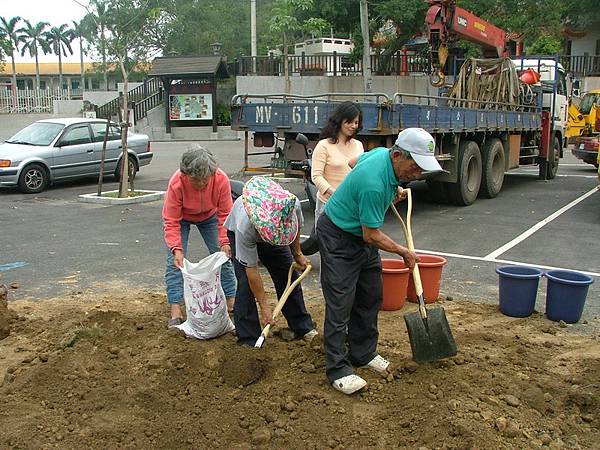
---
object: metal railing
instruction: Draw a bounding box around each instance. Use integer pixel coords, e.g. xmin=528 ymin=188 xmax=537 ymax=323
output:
xmin=133 ymin=88 xmax=163 ymax=122
xmin=560 ymin=55 xmax=600 ymax=77
xmin=230 ymin=53 xmax=600 ymax=78
xmin=96 ymin=77 xmax=161 ymax=120
xmin=230 ymin=52 xmax=429 ymax=77
xmin=0 ymin=87 xmax=80 ymax=114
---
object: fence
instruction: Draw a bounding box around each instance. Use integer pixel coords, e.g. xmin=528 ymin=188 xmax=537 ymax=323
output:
xmin=96 ymin=78 xmax=161 ymax=120
xmin=0 ymin=88 xmax=82 ymax=114
xmin=230 ymin=52 xmax=429 ymax=77
xmin=560 ymin=55 xmax=600 ymax=77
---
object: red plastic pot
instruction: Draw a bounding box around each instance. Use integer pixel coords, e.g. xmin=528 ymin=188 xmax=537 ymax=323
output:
xmin=406 ymin=254 xmax=448 ymax=304
xmin=381 ymin=258 xmax=411 ymax=311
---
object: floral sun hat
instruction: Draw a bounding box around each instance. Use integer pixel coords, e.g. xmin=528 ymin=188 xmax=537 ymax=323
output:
xmin=242 ymin=176 xmax=299 ymax=246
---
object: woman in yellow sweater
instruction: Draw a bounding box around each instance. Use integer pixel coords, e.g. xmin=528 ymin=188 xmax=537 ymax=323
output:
xmin=311 ymin=102 xmax=364 ymax=227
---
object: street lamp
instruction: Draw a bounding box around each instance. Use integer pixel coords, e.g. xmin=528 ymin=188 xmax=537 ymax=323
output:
xmin=211 ymin=42 xmax=222 ymax=56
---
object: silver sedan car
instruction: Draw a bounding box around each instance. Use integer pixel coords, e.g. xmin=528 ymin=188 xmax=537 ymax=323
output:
xmin=0 ymin=118 xmax=153 ymax=193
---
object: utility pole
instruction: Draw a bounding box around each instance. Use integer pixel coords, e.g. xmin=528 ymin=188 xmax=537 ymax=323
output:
xmin=359 ymin=0 xmax=373 ymax=98
xmin=251 ymin=0 xmax=257 ymax=73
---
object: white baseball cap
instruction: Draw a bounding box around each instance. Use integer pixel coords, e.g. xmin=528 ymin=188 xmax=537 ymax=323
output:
xmin=394 ymin=128 xmax=443 ymax=173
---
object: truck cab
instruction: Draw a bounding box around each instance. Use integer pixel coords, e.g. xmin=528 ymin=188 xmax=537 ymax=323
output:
xmin=511 ymin=58 xmax=569 ymax=148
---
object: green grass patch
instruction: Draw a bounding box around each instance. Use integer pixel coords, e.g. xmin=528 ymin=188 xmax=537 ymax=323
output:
xmin=101 ymin=191 xmax=148 ymax=198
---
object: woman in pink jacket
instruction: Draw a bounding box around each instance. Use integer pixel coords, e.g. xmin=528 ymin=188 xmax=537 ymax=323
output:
xmin=162 ymin=145 xmax=236 ymax=328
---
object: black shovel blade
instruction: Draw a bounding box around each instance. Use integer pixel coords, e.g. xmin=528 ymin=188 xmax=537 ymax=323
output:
xmin=404 ymin=307 xmax=458 ymax=363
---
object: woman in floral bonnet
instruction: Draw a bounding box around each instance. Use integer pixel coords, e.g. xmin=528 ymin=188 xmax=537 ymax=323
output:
xmin=224 ymin=176 xmax=318 ymax=346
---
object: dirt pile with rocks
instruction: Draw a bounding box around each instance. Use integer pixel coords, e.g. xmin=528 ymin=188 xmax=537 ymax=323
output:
xmin=0 ymin=285 xmax=11 ymax=340
xmin=0 ymin=284 xmax=599 ymax=450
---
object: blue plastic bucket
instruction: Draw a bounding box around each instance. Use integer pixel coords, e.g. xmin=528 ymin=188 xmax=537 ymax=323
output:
xmin=496 ymin=265 xmax=544 ymax=317
xmin=545 ymin=270 xmax=594 ymax=323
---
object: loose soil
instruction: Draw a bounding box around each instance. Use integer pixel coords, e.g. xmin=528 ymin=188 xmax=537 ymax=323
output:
xmin=1 ymin=282 xmax=599 ymax=450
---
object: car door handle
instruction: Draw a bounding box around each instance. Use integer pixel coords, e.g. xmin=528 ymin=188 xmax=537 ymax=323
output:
xmin=87 ymin=149 xmax=94 ymax=153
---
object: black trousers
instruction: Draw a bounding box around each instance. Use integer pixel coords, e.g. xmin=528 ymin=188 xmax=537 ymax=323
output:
xmin=316 ymin=214 xmax=383 ymax=382
xmin=227 ymin=231 xmax=314 ymax=346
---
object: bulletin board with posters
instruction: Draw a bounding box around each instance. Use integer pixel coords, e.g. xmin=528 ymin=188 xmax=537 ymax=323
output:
xmin=169 ymin=94 xmax=213 ymax=121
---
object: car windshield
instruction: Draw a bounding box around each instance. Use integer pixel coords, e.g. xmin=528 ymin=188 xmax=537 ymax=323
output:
xmin=5 ymin=122 xmax=65 ymax=146
xmin=578 ymin=93 xmax=600 ymax=115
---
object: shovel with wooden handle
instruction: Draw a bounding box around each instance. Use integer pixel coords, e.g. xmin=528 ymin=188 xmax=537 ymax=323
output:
xmin=254 ymin=263 xmax=312 ymax=348
xmin=390 ymin=189 xmax=458 ymax=363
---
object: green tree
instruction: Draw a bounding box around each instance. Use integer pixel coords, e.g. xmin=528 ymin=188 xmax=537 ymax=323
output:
xmin=72 ymin=20 xmax=89 ymax=91
xmin=563 ymin=0 xmax=600 ymax=28
xmin=268 ymin=0 xmax=328 ymax=81
xmin=0 ymin=16 xmax=23 ymax=89
xmin=84 ymin=0 xmax=174 ymax=197
xmin=459 ymin=0 xmax=565 ymax=54
xmin=44 ymin=24 xmax=75 ymax=90
xmin=18 ymin=20 xmax=50 ymax=90
xmin=161 ymin=0 xmax=251 ymax=58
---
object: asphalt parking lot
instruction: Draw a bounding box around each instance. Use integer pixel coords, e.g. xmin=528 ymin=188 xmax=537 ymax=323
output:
xmin=1 ymin=140 xmax=598 ymax=327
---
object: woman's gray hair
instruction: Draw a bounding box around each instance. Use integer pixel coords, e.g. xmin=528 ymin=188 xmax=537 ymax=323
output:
xmin=180 ymin=144 xmax=218 ymax=179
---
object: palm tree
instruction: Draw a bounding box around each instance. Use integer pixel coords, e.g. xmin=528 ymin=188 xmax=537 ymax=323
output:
xmin=84 ymin=0 xmax=109 ymax=90
xmin=44 ymin=24 xmax=74 ymax=90
xmin=0 ymin=16 xmax=22 ymax=90
xmin=19 ymin=20 xmax=50 ymax=90
xmin=72 ymin=20 xmax=87 ymax=91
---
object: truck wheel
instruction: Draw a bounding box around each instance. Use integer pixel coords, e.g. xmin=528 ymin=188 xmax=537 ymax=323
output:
xmin=539 ymin=137 xmax=560 ymax=180
xmin=447 ymin=141 xmax=482 ymax=206
xmin=479 ymin=138 xmax=505 ymax=198
xmin=426 ymin=180 xmax=449 ymax=204
xmin=18 ymin=163 xmax=49 ymax=194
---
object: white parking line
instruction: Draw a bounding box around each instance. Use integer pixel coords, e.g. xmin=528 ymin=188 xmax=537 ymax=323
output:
xmin=509 ymin=172 xmax=597 ymax=178
xmin=556 ymin=174 xmax=598 ymax=179
xmin=485 ymin=186 xmax=599 ymax=260
xmin=415 ymin=249 xmax=600 ymax=278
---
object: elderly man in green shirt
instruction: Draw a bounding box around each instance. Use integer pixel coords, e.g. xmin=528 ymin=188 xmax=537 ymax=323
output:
xmin=316 ymin=127 xmax=444 ymax=395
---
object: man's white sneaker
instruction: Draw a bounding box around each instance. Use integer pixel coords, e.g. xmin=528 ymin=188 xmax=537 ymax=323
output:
xmin=301 ymin=329 xmax=319 ymax=342
xmin=331 ymin=374 xmax=367 ymax=395
xmin=361 ymin=355 xmax=390 ymax=375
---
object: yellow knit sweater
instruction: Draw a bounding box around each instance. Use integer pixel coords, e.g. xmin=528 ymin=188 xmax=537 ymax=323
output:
xmin=311 ymin=137 xmax=364 ymax=202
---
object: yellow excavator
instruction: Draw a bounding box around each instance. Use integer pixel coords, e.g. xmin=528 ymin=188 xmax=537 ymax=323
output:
xmin=568 ymin=89 xmax=600 ymax=168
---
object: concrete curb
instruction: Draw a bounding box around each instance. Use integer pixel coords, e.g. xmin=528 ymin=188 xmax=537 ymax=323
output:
xmin=78 ymin=190 xmax=165 ymax=205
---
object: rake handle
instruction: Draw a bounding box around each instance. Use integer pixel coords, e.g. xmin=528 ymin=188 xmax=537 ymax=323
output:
xmin=390 ymin=189 xmax=427 ymax=320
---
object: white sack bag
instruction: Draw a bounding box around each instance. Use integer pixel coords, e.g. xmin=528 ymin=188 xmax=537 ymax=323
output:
xmin=175 ymin=252 xmax=235 ymax=339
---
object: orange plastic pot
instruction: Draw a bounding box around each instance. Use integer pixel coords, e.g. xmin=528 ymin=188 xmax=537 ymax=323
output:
xmin=381 ymin=258 xmax=411 ymax=311
xmin=407 ymin=254 xmax=448 ymax=304
xmin=519 ymin=68 xmax=541 ymax=85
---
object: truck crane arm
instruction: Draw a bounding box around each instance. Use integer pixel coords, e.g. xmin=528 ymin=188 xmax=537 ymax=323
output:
xmin=426 ymin=0 xmax=514 ymax=86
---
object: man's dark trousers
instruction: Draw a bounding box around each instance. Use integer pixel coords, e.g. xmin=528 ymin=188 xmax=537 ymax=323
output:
xmin=316 ymin=213 xmax=383 ymax=382
xmin=227 ymin=231 xmax=314 ymax=346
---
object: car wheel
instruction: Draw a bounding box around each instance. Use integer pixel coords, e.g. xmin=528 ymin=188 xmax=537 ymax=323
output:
xmin=115 ymin=156 xmax=138 ymax=182
xmin=18 ymin=163 xmax=49 ymax=194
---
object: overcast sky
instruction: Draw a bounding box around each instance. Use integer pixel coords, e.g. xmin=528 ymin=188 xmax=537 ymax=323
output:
xmin=1 ymin=0 xmax=90 ymax=62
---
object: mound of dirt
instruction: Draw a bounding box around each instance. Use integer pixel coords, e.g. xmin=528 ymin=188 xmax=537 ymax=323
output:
xmin=1 ymin=285 xmax=599 ymax=449
xmin=0 ymin=285 xmax=10 ymax=340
